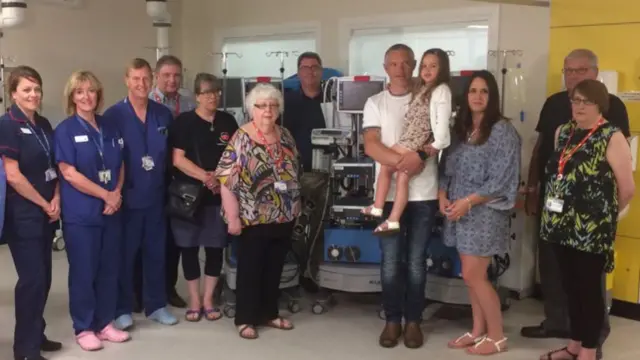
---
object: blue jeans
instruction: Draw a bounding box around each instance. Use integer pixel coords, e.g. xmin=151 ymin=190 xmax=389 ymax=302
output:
xmin=380 ymin=200 xmax=437 ymax=324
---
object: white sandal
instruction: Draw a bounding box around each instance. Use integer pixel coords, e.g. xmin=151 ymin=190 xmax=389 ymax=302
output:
xmin=373 ymin=220 xmax=401 ymax=236
xmin=448 ymin=332 xmax=485 ymax=349
xmin=465 ymin=336 xmax=508 ymax=355
xmin=361 ymin=205 xmax=383 ymax=218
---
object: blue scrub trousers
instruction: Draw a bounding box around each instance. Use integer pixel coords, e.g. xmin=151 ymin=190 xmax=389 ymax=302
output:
xmin=6 ymin=220 xmax=53 ymax=358
xmin=65 ymin=215 xmax=121 ymax=335
xmin=117 ymin=204 xmax=167 ymax=317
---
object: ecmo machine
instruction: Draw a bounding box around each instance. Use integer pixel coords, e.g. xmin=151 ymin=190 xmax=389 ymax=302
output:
xmin=309 ymin=76 xmax=387 ymax=315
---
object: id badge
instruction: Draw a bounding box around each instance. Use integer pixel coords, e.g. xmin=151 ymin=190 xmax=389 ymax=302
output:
xmin=45 ymin=168 xmax=57 ymax=182
xmin=141 ymin=155 xmax=155 ymax=171
xmin=99 ymin=170 xmax=112 ymax=184
xmin=545 ymin=197 xmax=564 ymax=213
xmin=274 ymin=181 xmax=287 ymax=192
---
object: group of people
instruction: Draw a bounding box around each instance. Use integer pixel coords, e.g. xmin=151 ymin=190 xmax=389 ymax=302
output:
xmin=0 ymin=43 xmax=635 ymax=360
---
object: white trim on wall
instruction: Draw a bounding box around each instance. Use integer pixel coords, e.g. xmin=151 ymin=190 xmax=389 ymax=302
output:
xmin=338 ymin=4 xmax=501 ymax=73
xmin=211 ymin=21 xmax=322 ymax=74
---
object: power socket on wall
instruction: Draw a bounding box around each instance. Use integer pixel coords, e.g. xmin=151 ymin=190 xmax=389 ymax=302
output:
xmin=34 ymin=0 xmax=83 ymax=8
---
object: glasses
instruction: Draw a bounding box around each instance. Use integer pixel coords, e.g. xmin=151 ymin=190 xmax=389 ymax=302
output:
xmin=299 ymin=65 xmax=322 ymax=73
xmin=562 ymin=67 xmax=592 ymax=75
xmin=198 ymin=90 xmax=221 ymax=97
xmin=254 ymin=103 xmax=279 ymax=110
xmin=570 ymin=98 xmax=595 ymax=106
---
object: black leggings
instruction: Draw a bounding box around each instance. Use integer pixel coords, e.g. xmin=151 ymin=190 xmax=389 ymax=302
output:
xmin=181 ymin=247 xmax=223 ymax=281
xmin=556 ymin=244 xmax=606 ymax=349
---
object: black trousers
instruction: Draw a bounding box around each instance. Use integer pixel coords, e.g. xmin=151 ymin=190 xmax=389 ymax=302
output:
xmin=181 ymin=247 xmax=223 ymax=281
xmin=555 ymin=244 xmax=606 ymax=349
xmin=234 ymin=222 xmax=293 ymax=326
xmin=134 ymin=220 xmax=180 ymax=303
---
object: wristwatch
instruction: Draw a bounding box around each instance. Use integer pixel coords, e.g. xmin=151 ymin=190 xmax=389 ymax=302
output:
xmin=417 ymin=150 xmax=428 ymax=161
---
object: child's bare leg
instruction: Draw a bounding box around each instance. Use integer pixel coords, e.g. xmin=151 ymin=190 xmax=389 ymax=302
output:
xmin=388 ymin=172 xmax=409 ymax=222
xmin=373 ymin=164 xmax=394 ymax=210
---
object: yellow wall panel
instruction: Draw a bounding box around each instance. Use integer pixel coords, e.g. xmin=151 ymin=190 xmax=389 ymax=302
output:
xmin=613 ymin=237 xmax=640 ymax=304
xmin=551 ymin=0 xmax=640 ymax=28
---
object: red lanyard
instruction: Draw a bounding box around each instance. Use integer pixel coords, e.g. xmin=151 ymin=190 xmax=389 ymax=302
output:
xmin=557 ymin=118 xmax=604 ymax=180
xmin=154 ymin=92 xmax=180 ymax=117
xmin=252 ymin=121 xmax=283 ymax=168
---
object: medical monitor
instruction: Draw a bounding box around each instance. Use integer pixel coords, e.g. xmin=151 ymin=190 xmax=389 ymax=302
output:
xmin=217 ymin=77 xmax=244 ymax=109
xmin=450 ymin=71 xmax=476 ymax=109
xmin=336 ymin=76 xmax=386 ymax=114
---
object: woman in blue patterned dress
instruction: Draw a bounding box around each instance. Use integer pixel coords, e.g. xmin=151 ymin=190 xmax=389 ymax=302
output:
xmin=539 ymin=80 xmax=635 ymax=360
xmin=438 ymin=70 xmax=521 ymax=355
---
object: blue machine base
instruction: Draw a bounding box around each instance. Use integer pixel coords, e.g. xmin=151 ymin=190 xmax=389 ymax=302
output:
xmin=323 ymin=226 xmax=381 ymax=264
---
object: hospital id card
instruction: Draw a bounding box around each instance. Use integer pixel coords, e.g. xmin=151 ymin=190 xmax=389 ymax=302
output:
xmin=45 ymin=168 xmax=57 ymax=182
xmin=141 ymin=155 xmax=155 ymax=171
xmin=545 ymin=197 xmax=564 ymax=213
xmin=99 ymin=170 xmax=112 ymax=184
xmin=274 ymin=181 xmax=287 ymax=192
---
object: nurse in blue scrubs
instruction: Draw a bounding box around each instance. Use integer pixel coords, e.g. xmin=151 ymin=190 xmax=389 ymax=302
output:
xmin=0 ymin=66 xmax=62 ymax=360
xmin=103 ymin=58 xmax=178 ymax=329
xmin=54 ymin=71 xmax=131 ymax=351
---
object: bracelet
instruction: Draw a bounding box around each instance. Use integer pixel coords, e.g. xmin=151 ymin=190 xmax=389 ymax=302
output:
xmin=465 ymin=197 xmax=472 ymax=211
xmin=527 ymin=186 xmax=538 ymax=193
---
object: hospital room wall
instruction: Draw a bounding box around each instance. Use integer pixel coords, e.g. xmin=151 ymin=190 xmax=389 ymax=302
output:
xmin=0 ymin=1 xmax=183 ymax=125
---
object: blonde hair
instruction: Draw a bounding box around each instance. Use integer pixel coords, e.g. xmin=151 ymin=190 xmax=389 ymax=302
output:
xmin=63 ymin=70 xmax=104 ymax=116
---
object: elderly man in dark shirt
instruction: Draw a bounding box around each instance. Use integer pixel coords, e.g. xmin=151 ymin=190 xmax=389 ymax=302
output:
xmin=522 ymin=48 xmax=629 ymax=360
xmin=282 ymin=52 xmax=327 ymax=172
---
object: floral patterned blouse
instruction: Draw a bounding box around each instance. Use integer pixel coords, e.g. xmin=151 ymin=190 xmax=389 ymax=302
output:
xmin=215 ymin=126 xmax=302 ymax=227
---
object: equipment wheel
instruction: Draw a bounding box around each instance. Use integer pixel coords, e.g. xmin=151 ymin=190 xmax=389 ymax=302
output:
xmin=288 ymin=301 xmax=301 ymax=314
xmin=311 ymin=303 xmax=326 ymax=315
xmin=53 ymin=236 xmax=65 ymax=252
xmin=223 ymin=305 xmax=236 ymax=318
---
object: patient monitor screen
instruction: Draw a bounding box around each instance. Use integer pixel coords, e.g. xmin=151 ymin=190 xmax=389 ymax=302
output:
xmin=218 ymin=77 xmax=244 ymax=109
xmin=338 ymin=80 xmax=385 ymax=113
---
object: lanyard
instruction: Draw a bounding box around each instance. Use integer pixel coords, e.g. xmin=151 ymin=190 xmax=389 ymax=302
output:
xmin=124 ymin=97 xmax=150 ymax=155
xmin=252 ymin=122 xmax=284 ymax=170
xmin=154 ymin=92 xmax=180 ymax=117
xmin=557 ymin=118 xmax=605 ymax=180
xmin=76 ymin=116 xmax=106 ymax=171
xmin=10 ymin=111 xmax=52 ymax=167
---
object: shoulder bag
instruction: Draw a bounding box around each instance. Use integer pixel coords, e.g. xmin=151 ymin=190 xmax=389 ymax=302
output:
xmin=166 ymin=138 xmax=206 ymax=223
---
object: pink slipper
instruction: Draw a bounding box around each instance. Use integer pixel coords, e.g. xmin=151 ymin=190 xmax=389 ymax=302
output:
xmin=97 ymin=323 xmax=131 ymax=343
xmin=76 ymin=331 xmax=103 ymax=351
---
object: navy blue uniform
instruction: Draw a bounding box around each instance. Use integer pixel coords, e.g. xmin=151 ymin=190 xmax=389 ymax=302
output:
xmin=0 ymin=104 xmax=57 ymax=358
xmin=103 ymin=98 xmax=172 ymax=317
xmin=54 ymin=114 xmax=124 ymax=335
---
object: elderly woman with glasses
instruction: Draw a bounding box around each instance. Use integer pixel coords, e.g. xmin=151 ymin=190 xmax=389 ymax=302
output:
xmin=169 ymin=73 xmax=239 ymax=322
xmin=216 ymin=83 xmax=301 ymax=340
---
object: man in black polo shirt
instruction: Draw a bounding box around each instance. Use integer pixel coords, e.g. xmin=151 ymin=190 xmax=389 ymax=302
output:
xmin=521 ymin=49 xmax=630 ymax=360
xmin=282 ymin=52 xmax=327 ymax=172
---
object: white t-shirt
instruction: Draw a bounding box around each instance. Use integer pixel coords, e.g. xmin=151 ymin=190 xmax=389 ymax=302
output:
xmin=362 ymin=90 xmax=439 ymax=202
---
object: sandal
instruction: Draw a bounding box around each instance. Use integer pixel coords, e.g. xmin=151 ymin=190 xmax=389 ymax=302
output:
xmin=265 ymin=317 xmax=294 ymax=330
xmin=448 ymin=332 xmax=485 ymax=349
xmin=465 ymin=336 xmax=508 ymax=355
xmin=204 ymin=307 xmax=223 ymax=321
xmin=238 ymin=325 xmax=259 ymax=340
xmin=185 ymin=308 xmax=203 ymax=322
xmin=373 ymin=220 xmax=401 ymax=237
xmin=540 ymin=347 xmax=578 ymax=360
xmin=361 ymin=205 xmax=383 ymax=218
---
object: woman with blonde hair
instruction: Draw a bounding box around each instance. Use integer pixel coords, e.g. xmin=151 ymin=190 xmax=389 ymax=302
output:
xmin=54 ymin=70 xmax=130 ymax=351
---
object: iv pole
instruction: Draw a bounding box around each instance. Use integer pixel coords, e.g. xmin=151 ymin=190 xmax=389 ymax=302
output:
xmin=488 ymin=49 xmax=523 ymax=114
xmin=266 ymin=50 xmax=299 ymax=84
xmin=211 ymin=51 xmax=242 ymax=111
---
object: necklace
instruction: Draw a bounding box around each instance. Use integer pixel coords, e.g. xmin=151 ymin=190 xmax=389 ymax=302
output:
xmin=467 ymin=128 xmax=479 ymax=142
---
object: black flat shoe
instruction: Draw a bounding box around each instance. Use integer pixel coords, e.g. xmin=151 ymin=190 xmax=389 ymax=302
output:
xmin=168 ymin=291 xmax=187 ymax=308
xmin=14 ymin=355 xmax=48 ymax=360
xmin=521 ymin=325 xmax=570 ymax=339
xmin=41 ymin=339 xmax=62 ymax=352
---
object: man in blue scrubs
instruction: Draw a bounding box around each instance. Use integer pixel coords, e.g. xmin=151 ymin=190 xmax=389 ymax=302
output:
xmin=104 ymin=58 xmax=178 ymax=329
xmin=145 ymin=54 xmax=195 ymax=309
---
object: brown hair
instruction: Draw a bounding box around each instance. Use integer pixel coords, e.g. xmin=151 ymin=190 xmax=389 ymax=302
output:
xmin=571 ymin=79 xmax=609 ymax=114
xmin=63 ymin=71 xmax=104 ymax=116
xmin=413 ymin=48 xmax=451 ymax=103
xmin=125 ymin=58 xmax=153 ymax=77
xmin=8 ymin=65 xmax=43 ymax=100
xmin=155 ymin=55 xmax=182 ymax=72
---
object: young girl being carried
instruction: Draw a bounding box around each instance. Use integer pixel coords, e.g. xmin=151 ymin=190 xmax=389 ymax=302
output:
xmin=362 ymin=48 xmax=453 ymax=236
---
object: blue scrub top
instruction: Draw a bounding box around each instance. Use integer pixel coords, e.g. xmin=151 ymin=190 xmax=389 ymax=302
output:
xmin=54 ymin=114 xmax=124 ymax=226
xmin=103 ymin=98 xmax=172 ymax=209
xmin=0 ymin=104 xmax=57 ymax=233
xmin=0 ymin=157 xmax=5 ymax=241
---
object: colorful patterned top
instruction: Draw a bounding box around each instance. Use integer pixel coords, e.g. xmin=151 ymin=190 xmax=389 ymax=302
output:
xmin=540 ymin=121 xmax=619 ymax=273
xmin=215 ymin=126 xmax=302 ymax=227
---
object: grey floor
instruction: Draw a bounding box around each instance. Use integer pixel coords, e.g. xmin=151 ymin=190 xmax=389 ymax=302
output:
xmin=1 ymin=247 xmax=639 ymax=360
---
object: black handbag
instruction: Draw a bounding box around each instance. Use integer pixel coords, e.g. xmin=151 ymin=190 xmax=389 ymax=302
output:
xmin=166 ymin=139 xmax=206 ymax=223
